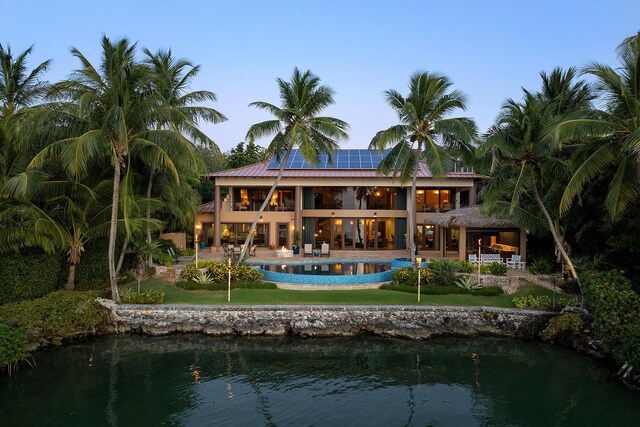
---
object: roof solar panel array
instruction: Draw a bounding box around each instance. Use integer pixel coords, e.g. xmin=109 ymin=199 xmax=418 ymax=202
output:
xmin=267 ymin=149 xmax=388 ymax=170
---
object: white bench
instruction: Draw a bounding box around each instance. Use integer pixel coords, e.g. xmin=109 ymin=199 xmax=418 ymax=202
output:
xmin=480 ymin=254 xmax=503 ymax=265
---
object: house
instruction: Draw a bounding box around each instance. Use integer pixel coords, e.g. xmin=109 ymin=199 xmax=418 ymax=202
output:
xmin=195 ymin=149 xmax=526 ymax=261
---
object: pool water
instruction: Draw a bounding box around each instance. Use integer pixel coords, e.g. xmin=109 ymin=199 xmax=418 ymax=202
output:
xmin=259 ymin=261 xmax=391 ymax=275
xmin=251 ymin=260 xmax=393 ymax=284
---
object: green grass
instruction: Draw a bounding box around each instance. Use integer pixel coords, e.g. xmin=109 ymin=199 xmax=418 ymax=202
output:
xmin=137 ymin=278 xmax=564 ymax=308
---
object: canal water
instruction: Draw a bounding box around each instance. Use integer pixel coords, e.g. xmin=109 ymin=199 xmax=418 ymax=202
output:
xmin=1 ymin=335 xmax=638 ymax=426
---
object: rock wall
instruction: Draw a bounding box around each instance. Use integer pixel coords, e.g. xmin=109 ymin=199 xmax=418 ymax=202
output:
xmin=98 ymin=299 xmax=555 ymax=340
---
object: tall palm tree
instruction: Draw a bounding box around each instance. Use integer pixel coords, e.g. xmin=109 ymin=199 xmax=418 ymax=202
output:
xmin=481 ymin=68 xmax=592 ymax=297
xmin=142 ymin=48 xmax=226 ymax=264
xmin=370 ymin=71 xmax=476 ymax=263
xmin=28 ymin=36 xmax=188 ymax=301
xmin=0 ymin=44 xmax=54 ymax=254
xmin=555 ymin=32 xmax=640 ymax=221
xmin=239 ymin=67 xmax=349 ymax=263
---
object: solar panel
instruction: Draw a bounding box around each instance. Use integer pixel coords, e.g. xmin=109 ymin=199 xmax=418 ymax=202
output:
xmin=266 ymin=149 xmax=390 ymax=170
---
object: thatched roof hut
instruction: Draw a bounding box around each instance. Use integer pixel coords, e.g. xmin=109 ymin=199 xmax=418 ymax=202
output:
xmin=427 ymin=206 xmax=516 ymax=228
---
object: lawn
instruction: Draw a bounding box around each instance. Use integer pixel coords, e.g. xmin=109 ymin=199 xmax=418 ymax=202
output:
xmin=137 ymin=278 xmax=563 ymax=308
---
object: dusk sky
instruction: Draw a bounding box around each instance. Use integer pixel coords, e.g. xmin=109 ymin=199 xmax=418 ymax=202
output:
xmin=4 ymin=0 xmax=639 ymax=152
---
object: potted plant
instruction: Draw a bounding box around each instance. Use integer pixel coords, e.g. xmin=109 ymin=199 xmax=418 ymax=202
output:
xmin=292 ymin=230 xmax=301 ymax=254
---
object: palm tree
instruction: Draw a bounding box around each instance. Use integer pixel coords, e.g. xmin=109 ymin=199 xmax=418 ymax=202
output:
xmin=369 ymin=71 xmax=476 ymax=263
xmin=238 ymin=67 xmax=349 ymax=263
xmin=481 ymin=68 xmax=592 ymax=297
xmin=0 ymin=44 xmax=55 ymax=254
xmin=142 ymin=49 xmax=227 ymax=264
xmin=28 ymin=36 xmax=189 ymax=301
xmin=555 ymin=32 xmax=640 ymax=221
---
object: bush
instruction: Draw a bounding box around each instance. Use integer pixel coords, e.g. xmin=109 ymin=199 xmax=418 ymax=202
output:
xmin=529 ymin=258 xmax=556 ymax=275
xmin=0 ymin=291 xmax=103 ymax=338
xmin=119 ymin=288 xmax=165 ymax=304
xmin=179 ymin=248 xmax=195 ymax=256
xmin=456 ymin=276 xmax=483 ymax=290
xmin=489 ymin=262 xmax=508 ymax=276
xmin=381 ymin=283 xmax=503 ymax=296
xmin=512 ymin=295 xmax=551 ymax=309
xmin=456 ymin=260 xmax=474 ymax=273
xmin=156 ymin=253 xmax=174 ymax=267
xmin=180 ymin=264 xmax=201 ymax=280
xmin=391 ymin=267 xmax=432 ymax=286
xmin=176 ymin=281 xmax=277 ymax=291
xmin=75 ymin=241 xmax=111 ymax=290
xmin=0 ymin=323 xmax=30 ymax=377
xmin=582 ymin=270 xmax=640 ymax=367
xmin=427 ymin=259 xmax=458 ymax=286
xmin=0 ymin=251 xmax=67 ymax=304
xmin=540 ymin=313 xmax=583 ymax=341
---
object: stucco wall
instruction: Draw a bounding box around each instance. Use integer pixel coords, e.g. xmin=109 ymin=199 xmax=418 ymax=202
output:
xmin=99 ymin=300 xmax=554 ymax=340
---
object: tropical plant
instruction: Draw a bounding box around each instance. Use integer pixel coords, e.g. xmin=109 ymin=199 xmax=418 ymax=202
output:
xmin=480 ymin=68 xmax=592 ymax=299
xmin=528 ymin=258 xmax=556 ymax=275
xmin=427 ymin=259 xmax=458 ymax=286
xmin=456 ymin=275 xmax=483 ymax=290
xmin=26 ymin=37 xmax=193 ymax=301
xmin=369 ymin=71 xmax=477 ymax=264
xmin=555 ymin=32 xmax=640 ymax=221
xmin=488 ymin=262 xmax=508 ymax=276
xmin=192 ymin=270 xmax=215 ymax=285
xmin=239 ymin=67 xmax=349 ymax=263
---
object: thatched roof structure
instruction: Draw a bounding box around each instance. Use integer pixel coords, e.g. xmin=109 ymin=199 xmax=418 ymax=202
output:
xmin=426 ymin=206 xmax=516 ymax=228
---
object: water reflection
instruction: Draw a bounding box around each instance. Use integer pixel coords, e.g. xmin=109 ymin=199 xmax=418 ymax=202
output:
xmin=1 ymin=335 xmax=639 ymax=426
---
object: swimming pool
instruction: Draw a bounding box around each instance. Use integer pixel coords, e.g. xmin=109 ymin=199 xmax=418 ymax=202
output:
xmin=250 ymin=260 xmax=393 ymax=285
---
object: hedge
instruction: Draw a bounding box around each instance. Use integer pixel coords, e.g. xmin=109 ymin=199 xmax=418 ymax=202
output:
xmin=582 ymin=270 xmax=640 ymax=367
xmin=380 ymin=283 xmax=503 ymax=296
xmin=0 ymin=323 xmax=30 ymax=377
xmin=0 ymin=251 xmax=67 ymax=304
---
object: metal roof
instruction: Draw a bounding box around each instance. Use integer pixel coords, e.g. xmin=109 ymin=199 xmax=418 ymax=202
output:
xmin=198 ymin=201 xmax=216 ymax=213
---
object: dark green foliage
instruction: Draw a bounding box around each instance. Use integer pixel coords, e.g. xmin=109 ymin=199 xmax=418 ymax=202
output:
xmin=176 ymin=281 xmax=277 ymax=291
xmin=489 ymin=262 xmax=508 ymax=276
xmin=427 ymin=259 xmax=458 ymax=286
xmin=456 ymin=260 xmax=474 ymax=273
xmin=74 ymin=242 xmax=110 ymax=290
xmin=582 ymin=270 xmax=640 ymax=366
xmin=528 ymin=258 xmax=556 ymax=275
xmin=391 ymin=267 xmax=432 ymax=286
xmin=180 ymin=262 xmax=264 ymax=285
xmin=0 ymin=291 xmax=103 ymax=338
xmin=225 ymin=141 xmax=265 ymax=170
xmin=0 ymin=251 xmax=66 ymax=304
xmin=381 ymin=283 xmax=503 ymax=296
xmin=119 ymin=288 xmax=165 ymax=304
xmin=156 ymin=253 xmax=174 ymax=267
xmin=512 ymin=295 xmax=578 ymax=309
xmin=540 ymin=313 xmax=583 ymax=341
xmin=0 ymin=323 xmax=30 ymax=376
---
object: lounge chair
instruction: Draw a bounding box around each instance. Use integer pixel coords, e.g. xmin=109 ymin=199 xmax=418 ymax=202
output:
xmin=468 ymin=254 xmax=478 ymax=266
xmin=320 ymin=243 xmax=330 ymax=257
xmin=167 ymin=247 xmax=195 ymax=262
xmin=303 ymin=243 xmax=313 ymax=257
xmin=506 ymin=255 xmax=525 ymax=270
xmin=249 ymin=245 xmax=257 ymax=257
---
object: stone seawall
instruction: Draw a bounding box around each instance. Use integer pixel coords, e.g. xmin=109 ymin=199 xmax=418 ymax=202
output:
xmin=98 ymin=299 xmax=555 ymax=340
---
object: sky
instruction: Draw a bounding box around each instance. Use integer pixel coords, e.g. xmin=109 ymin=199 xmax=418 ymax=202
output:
xmin=3 ymin=0 xmax=639 ymax=152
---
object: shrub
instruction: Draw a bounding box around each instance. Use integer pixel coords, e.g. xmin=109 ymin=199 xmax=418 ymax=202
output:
xmin=75 ymin=241 xmax=111 ymax=290
xmin=489 ymin=262 xmax=508 ymax=276
xmin=156 ymin=253 xmax=174 ymax=267
xmin=456 ymin=276 xmax=483 ymax=290
xmin=0 ymin=323 xmax=31 ymax=377
xmin=0 ymin=251 xmax=66 ymax=304
xmin=427 ymin=259 xmax=458 ymax=286
xmin=529 ymin=258 xmax=556 ymax=275
xmin=119 ymin=288 xmax=165 ymax=304
xmin=176 ymin=281 xmax=277 ymax=291
xmin=179 ymin=248 xmax=196 ymax=256
xmin=456 ymin=260 xmax=474 ymax=273
xmin=512 ymin=295 xmax=552 ymax=309
xmin=192 ymin=271 xmax=215 ymax=285
xmin=480 ymin=265 xmax=491 ymax=274
xmin=0 ymin=291 xmax=103 ymax=338
xmin=180 ymin=264 xmax=201 ymax=280
xmin=540 ymin=313 xmax=583 ymax=341
xmin=582 ymin=270 xmax=640 ymax=367
xmin=381 ymin=283 xmax=503 ymax=296
xmin=391 ymin=267 xmax=432 ymax=286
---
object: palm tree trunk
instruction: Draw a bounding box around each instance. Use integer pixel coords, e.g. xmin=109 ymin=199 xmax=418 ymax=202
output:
xmin=145 ymin=165 xmax=155 ymax=267
xmin=108 ymin=161 xmax=121 ymax=302
xmin=408 ymin=145 xmax=421 ymax=266
xmin=65 ymin=263 xmax=76 ymax=290
xmin=116 ymin=238 xmax=129 ymax=275
xmin=532 ymin=182 xmax=584 ymax=305
xmin=236 ymin=149 xmax=293 ymax=264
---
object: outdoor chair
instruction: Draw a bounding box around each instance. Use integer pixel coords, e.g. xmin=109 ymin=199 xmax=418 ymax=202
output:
xmin=468 ymin=254 xmax=478 ymax=265
xmin=249 ymin=245 xmax=257 ymax=257
xmin=167 ymin=247 xmax=195 ymax=262
xmin=506 ymin=255 xmax=525 ymax=270
xmin=304 ymin=243 xmax=313 ymax=257
xmin=320 ymin=243 xmax=330 ymax=257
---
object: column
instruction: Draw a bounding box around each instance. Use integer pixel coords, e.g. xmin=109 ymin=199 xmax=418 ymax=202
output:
xmin=469 ymin=183 xmax=477 ymax=206
xmin=458 ymin=226 xmax=466 ymax=261
xmin=520 ymin=228 xmax=527 ymax=262
xmin=294 ymin=185 xmax=302 ymax=235
xmin=213 ymin=183 xmax=221 ymax=247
